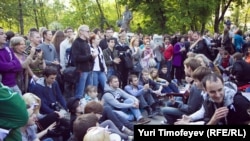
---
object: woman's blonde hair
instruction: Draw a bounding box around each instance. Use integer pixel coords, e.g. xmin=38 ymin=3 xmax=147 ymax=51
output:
xmin=83 ymin=127 xmax=111 ymax=141
xmin=129 ymin=36 xmax=138 ymax=47
xmin=22 ymin=93 xmax=41 ymax=115
xmin=149 ymin=68 xmax=159 ymax=79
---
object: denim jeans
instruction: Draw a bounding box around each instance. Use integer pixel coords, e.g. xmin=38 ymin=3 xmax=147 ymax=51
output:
xmin=165 ymin=97 xmax=183 ymax=107
xmin=92 ymin=71 xmax=107 ymax=91
xmin=166 ymin=60 xmax=172 ymax=79
xmin=162 ymin=106 xmax=185 ymax=124
xmin=99 ymin=106 xmax=134 ymax=130
xmin=137 ymin=91 xmax=155 ymax=109
xmin=100 ymin=120 xmax=128 ymax=140
xmin=113 ymin=98 xmax=142 ymax=121
xmin=75 ymin=71 xmax=93 ymax=98
xmin=107 ymin=67 xmax=116 ymax=79
xmin=42 ymin=138 xmax=53 ymax=141
xmin=161 ymin=82 xmax=180 ymax=93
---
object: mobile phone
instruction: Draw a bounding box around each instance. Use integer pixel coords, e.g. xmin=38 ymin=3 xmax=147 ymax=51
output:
xmin=36 ymin=47 xmax=41 ymax=52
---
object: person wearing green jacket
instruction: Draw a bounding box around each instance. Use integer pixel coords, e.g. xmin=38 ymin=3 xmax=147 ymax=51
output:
xmin=0 ymin=83 xmax=28 ymax=141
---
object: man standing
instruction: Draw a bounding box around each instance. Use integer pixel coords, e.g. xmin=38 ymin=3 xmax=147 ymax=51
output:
xmin=0 ymin=27 xmax=22 ymax=95
xmin=99 ymin=27 xmax=116 ymax=50
xmin=72 ymin=25 xmax=97 ymax=98
xmin=38 ymin=29 xmax=59 ymax=66
xmin=60 ymin=27 xmax=74 ymax=71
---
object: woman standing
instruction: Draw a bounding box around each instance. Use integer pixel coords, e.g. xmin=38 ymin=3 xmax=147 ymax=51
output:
xmin=90 ymin=33 xmax=107 ymax=93
xmin=11 ymin=36 xmax=36 ymax=94
xmin=129 ymin=36 xmax=141 ymax=75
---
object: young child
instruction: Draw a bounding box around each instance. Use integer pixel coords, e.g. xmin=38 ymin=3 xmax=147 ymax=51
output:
xmin=81 ymin=85 xmax=99 ymax=104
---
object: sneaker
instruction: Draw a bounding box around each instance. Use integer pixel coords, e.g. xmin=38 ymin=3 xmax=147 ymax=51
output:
xmin=123 ymin=127 xmax=134 ymax=136
xmin=135 ymin=117 xmax=151 ymax=125
xmin=161 ymin=120 xmax=168 ymax=125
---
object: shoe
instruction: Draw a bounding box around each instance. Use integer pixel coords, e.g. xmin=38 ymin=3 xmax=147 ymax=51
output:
xmin=123 ymin=127 xmax=134 ymax=136
xmin=148 ymin=111 xmax=158 ymax=118
xmin=158 ymin=100 xmax=165 ymax=107
xmin=136 ymin=117 xmax=151 ymax=125
xmin=161 ymin=120 xmax=169 ymax=125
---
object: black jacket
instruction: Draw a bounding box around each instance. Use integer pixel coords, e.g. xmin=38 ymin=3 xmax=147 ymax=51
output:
xmin=231 ymin=59 xmax=250 ymax=86
xmin=203 ymin=92 xmax=250 ymax=125
xmin=71 ymin=37 xmax=94 ymax=72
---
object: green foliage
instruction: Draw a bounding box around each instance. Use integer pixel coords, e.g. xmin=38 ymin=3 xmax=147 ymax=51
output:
xmin=0 ymin=0 xmax=248 ymax=35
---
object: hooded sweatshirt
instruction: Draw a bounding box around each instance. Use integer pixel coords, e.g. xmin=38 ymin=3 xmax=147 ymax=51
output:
xmin=203 ymin=82 xmax=250 ymax=125
xmin=102 ymin=84 xmax=138 ymax=109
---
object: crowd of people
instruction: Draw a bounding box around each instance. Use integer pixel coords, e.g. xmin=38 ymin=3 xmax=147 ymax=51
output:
xmin=0 ymin=20 xmax=250 ymax=141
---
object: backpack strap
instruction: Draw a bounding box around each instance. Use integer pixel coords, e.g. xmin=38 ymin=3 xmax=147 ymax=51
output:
xmin=103 ymin=90 xmax=115 ymax=98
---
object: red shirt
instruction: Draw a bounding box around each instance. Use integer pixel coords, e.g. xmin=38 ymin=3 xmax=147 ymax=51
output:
xmin=164 ymin=44 xmax=174 ymax=60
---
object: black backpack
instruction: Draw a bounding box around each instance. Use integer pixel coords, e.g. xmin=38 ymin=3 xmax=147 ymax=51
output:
xmin=65 ymin=47 xmax=75 ymax=67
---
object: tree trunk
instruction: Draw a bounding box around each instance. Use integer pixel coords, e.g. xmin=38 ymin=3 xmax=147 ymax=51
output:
xmin=201 ymin=22 xmax=206 ymax=35
xmin=243 ymin=7 xmax=250 ymax=31
xmin=96 ymin=0 xmax=109 ymax=30
xmin=234 ymin=6 xmax=240 ymax=27
xmin=33 ymin=0 xmax=39 ymax=29
xmin=18 ymin=0 xmax=24 ymax=35
xmin=214 ymin=0 xmax=220 ymax=33
xmin=38 ymin=0 xmax=48 ymax=28
xmin=75 ymin=0 xmax=85 ymax=24
xmin=159 ymin=8 xmax=167 ymax=34
xmin=213 ymin=0 xmax=233 ymax=33
xmin=115 ymin=0 xmax=121 ymax=19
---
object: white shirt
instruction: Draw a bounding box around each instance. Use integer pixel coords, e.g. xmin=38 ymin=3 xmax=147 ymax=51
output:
xmin=60 ymin=38 xmax=72 ymax=71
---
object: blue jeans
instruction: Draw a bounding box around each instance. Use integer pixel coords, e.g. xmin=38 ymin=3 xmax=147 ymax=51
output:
xmin=42 ymin=138 xmax=53 ymax=141
xmin=166 ymin=60 xmax=172 ymax=79
xmin=92 ymin=71 xmax=107 ymax=91
xmin=162 ymin=106 xmax=185 ymax=124
xmin=75 ymin=71 xmax=93 ymax=98
xmin=137 ymin=90 xmax=155 ymax=109
xmin=161 ymin=83 xmax=179 ymax=93
xmin=100 ymin=120 xmax=128 ymax=140
xmin=113 ymin=98 xmax=143 ymax=121
xmin=107 ymin=67 xmax=116 ymax=79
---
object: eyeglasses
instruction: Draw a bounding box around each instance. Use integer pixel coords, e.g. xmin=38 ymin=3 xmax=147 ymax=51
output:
xmin=18 ymin=43 xmax=26 ymax=46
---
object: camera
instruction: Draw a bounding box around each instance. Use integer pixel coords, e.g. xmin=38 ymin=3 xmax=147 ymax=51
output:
xmin=50 ymin=102 xmax=62 ymax=111
xmin=36 ymin=47 xmax=41 ymax=53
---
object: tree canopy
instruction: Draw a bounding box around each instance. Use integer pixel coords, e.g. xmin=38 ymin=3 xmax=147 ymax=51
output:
xmin=0 ymin=0 xmax=249 ymax=35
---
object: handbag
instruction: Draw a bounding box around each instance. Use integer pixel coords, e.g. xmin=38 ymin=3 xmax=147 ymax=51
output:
xmin=133 ymin=62 xmax=142 ymax=73
xmin=122 ymin=53 xmax=133 ymax=69
xmin=148 ymin=57 xmax=157 ymax=68
xmin=63 ymin=66 xmax=79 ymax=84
